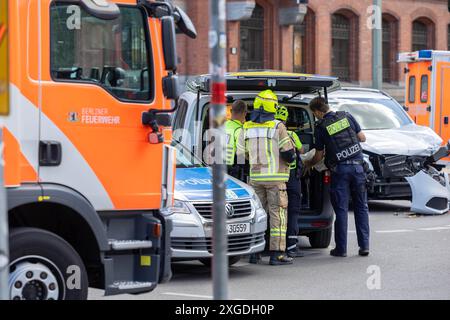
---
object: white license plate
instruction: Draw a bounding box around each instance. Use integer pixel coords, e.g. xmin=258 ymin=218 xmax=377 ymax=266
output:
xmin=227 ymin=223 xmax=250 ymax=235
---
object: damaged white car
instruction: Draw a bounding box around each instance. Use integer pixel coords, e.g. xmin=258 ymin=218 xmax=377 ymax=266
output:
xmin=325 ymin=88 xmax=450 ymax=215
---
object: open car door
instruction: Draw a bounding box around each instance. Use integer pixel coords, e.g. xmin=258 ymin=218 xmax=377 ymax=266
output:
xmin=188 ymin=71 xmax=340 ymax=101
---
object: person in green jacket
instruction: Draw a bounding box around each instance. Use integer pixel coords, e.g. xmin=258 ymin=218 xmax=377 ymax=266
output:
xmin=225 ymin=100 xmax=248 ymax=180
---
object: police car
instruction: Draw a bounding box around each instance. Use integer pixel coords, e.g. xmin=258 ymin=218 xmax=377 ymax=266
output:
xmin=162 ymin=141 xmax=267 ymax=265
xmin=174 ymin=71 xmax=339 ymax=249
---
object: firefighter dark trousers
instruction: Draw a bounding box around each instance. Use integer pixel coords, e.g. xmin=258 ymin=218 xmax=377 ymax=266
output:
xmin=286 ymin=169 xmax=301 ymax=252
xmin=330 ymin=164 xmax=370 ymax=253
xmin=227 ymin=165 xmax=243 ymax=181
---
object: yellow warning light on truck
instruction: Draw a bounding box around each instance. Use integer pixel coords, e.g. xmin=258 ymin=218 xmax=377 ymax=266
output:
xmin=0 ymin=0 xmax=9 ymax=116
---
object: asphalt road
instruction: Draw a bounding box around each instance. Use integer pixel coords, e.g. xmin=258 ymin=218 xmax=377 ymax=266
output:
xmin=89 ymin=200 xmax=450 ymax=300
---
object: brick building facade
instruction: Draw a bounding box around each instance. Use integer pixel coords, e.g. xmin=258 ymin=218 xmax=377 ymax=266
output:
xmin=174 ymin=0 xmax=450 ymax=87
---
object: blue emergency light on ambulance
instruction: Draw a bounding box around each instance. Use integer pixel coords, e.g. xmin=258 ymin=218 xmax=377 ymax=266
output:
xmin=160 ymin=141 xmax=267 ymax=265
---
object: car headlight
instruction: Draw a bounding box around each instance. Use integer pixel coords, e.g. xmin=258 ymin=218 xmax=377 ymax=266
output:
xmin=251 ymin=193 xmax=263 ymax=211
xmin=161 ymin=199 xmax=192 ymax=216
xmin=363 ymin=154 xmax=374 ymax=172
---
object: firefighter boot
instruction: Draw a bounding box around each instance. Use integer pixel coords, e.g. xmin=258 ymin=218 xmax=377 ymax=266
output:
xmin=269 ymin=251 xmax=294 ymax=265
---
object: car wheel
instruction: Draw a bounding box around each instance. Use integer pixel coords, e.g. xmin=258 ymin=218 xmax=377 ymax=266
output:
xmin=9 ymin=228 xmax=88 ymax=300
xmin=199 ymin=256 xmax=241 ymax=267
xmin=308 ymin=227 xmax=332 ymax=249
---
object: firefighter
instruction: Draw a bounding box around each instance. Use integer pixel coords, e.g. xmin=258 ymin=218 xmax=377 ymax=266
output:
xmin=225 ymin=100 xmax=248 ymax=180
xmin=275 ymin=106 xmax=305 ymax=258
xmin=237 ymin=90 xmax=296 ymax=265
xmin=305 ymin=97 xmax=370 ymax=257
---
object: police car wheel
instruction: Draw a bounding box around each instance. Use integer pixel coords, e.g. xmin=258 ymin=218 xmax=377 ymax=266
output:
xmin=308 ymin=227 xmax=332 ymax=249
xmin=199 ymin=256 xmax=241 ymax=267
xmin=9 ymin=228 xmax=88 ymax=300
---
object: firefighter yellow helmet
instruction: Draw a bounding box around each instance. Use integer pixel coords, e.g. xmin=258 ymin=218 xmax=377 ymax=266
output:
xmin=275 ymin=105 xmax=289 ymax=122
xmin=253 ymin=90 xmax=279 ymax=113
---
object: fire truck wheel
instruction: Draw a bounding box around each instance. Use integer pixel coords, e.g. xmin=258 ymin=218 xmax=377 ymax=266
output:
xmin=9 ymin=227 xmax=88 ymax=300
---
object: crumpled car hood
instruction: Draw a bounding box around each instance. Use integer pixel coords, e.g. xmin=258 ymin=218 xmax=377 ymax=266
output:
xmin=362 ymin=124 xmax=443 ymax=156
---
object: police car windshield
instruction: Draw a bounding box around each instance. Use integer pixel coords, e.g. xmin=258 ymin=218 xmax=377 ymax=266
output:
xmin=172 ymin=140 xmax=204 ymax=168
xmin=329 ymin=98 xmax=412 ymax=130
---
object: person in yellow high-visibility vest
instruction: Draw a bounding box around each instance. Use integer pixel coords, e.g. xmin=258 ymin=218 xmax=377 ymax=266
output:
xmin=275 ymin=106 xmax=305 ymax=258
xmin=237 ymin=90 xmax=296 ymax=265
xmin=225 ymin=100 xmax=247 ymax=180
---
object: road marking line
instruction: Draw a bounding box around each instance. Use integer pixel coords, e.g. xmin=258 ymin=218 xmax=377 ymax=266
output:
xmin=375 ymin=229 xmax=414 ymax=233
xmin=417 ymin=227 xmax=450 ymax=231
xmin=163 ymin=292 xmax=213 ymax=299
xmin=162 ymin=292 xmax=246 ymax=300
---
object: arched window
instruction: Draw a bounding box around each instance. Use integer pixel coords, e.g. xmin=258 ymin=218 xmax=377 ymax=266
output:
xmin=382 ymin=14 xmax=399 ymax=83
xmin=240 ymin=4 xmax=264 ymax=70
xmin=448 ymin=24 xmax=450 ymax=51
xmin=293 ymin=9 xmax=315 ymax=74
xmin=331 ymin=11 xmax=358 ymax=82
xmin=412 ymin=18 xmax=435 ymax=51
xmin=293 ymin=23 xmax=306 ymax=73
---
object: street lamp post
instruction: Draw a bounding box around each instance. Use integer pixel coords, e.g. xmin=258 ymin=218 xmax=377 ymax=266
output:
xmin=372 ymin=0 xmax=383 ymax=90
xmin=209 ymin=0 xmax=228 ymax=300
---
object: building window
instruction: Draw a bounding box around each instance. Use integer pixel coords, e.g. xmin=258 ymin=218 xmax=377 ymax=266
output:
xmin=382 ymin=15 xmax=399 ymax=83
xmin=412 ymin=21 xmax=427 ymax=51
xmin=332 ymin=13 xmax=354 ymax=82
xmin=240 ymin=4 xmax=264 ymax=70
xmin=293 ymin=9 xmax=315 ymax=74
xmin=448 ymin=25 xmax=450 ymax=51
xmin=382 ymin=20 xmax=391 ymax=83
xmin=293 ymin=23 xmax=305 ymax=73
xmin=412 ymin=18 xmax=435 ymax=51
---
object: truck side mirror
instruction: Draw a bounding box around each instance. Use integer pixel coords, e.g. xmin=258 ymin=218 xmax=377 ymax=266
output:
xmin=161 ymin=16 xmax=178 ymax=71
xmin=77 ymin=0 xmax=120 ymax=20
xmin=163 ymin=74 xmax=180 ymax=100
xmin=173 ymin=6 xmax=197 ymax=39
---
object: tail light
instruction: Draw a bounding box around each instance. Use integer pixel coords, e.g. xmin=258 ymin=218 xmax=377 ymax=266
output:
xmin=323 ymin=170 xmax=331 ymax=184
xmin=311 ymin=221 xmax=329 ymax=228
xmin=148 ymin=132 xmax=163 ymax=144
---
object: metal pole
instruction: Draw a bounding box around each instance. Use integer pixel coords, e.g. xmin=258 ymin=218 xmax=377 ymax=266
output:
xmin=209 ymin=0 xmax=228 ymax=300
xmin=0 ymin=128 xmax=8 ymax=300
xmin=372 ymin=0 xmax=383 ymax=90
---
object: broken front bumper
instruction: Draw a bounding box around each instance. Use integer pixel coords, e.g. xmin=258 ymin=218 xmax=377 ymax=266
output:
xmin=365 ymin=147 xmax=450 ymax=215
xmin=406 ymin=169 xmax=450 ymax=215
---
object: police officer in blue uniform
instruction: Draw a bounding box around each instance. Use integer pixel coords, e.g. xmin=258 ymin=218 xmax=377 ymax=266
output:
xmin=305 ymin=97 xmax=370 ymax=257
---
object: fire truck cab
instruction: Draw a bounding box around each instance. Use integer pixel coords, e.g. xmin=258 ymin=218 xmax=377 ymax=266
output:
xmin=0 ymin=0 xmax=196 ymax=300
xmin=398 ymin=50 xmax=450 ymax=152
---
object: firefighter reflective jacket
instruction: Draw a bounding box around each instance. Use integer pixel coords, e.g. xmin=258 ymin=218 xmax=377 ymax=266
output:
xmin=225 ymin=119 xmax=243 ymax=166
xmin=317 ymin=111 xmax=362 ymax=167
xmin=287 ymin=130 xmax=302 ymax=170
xmin=237 ymin=120 xmax=294 ymax=182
